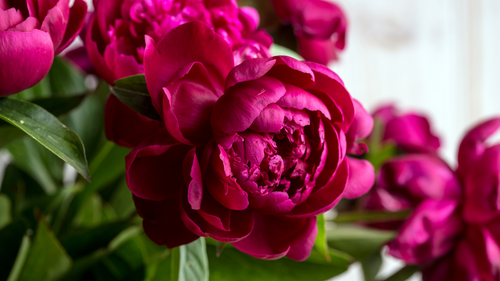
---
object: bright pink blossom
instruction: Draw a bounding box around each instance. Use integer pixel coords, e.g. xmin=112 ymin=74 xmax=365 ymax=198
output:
xmin=0 ymin=0 xmax=87 ymax=96
xmin=372 ymin=104 xmax=440 ymax=153
xmin=85 ymin=0 xmax=272 ymax=85
xmin=109 ymin=22 xmax=373 ymax=260
xmin=270 ymin=0 xmax=347 ymax=65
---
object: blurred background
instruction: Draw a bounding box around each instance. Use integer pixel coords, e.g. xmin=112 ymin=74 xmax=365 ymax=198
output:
xmin=330 ymin=0 xmax=500 ymax=280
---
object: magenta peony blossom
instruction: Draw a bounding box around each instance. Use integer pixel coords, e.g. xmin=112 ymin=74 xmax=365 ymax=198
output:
xmin=270 ymin=0 xmax=347 ymax=65
xmin=85 ymin=0 xmax=272 ymax=85
xmin=108 ymin=21 xmax=373 ymax=260
xmin=372 ymin=104 xmax=440 ymax=153
xmin=0 ymin=0 xmax=87 ymax=96
xmin=383 ymin=117 xmax=500 ymax=280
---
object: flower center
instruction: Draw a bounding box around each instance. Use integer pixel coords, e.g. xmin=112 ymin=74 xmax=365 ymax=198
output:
xmin=228 ymin=118 xmax=323 ymax=198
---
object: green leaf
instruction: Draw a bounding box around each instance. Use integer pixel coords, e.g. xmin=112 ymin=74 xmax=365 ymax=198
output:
xmin=381 ymin=265 xmax=420 ymax=281
xmin=361 ymin=250 xmax=383 ymax=281
xmin=17 ymin=219 xmax=72 ymax=281
xmin=7 ymin=137 xmax=61 ymax=195
xmin=47 ymin=56 xmax=86 ymax=97
xmin=178 ymin=238 xmax=209 ymax=281
xmin=0 ymin=220 xmax=27 ymax=281
xmin=0 ymin=98 xmax=90 ymax=182
xmin=0 ymin=95 xmax=87 ymax=147
xmin=0 ymin=194 xmax=12 ymax=229
xmin=333 ymin=210 xmax=411 ymax=224
xmin=207 ymin=245 xmax=350 ymax=281
xmin=314 ymin=214 xmax=330 ymax=262
xmin=6 ymin=235 xmax=31 ymax=281
xmin=109 ymin=177 xmax=136 ymax=220
xmin=72 ymin=193 xmax=103 ymax=227
xmin=110 ymin=75 xmax=162 ymax=121
xmin=61 ymin=221 xmax=134 ymax=259
xmin=270 ymin=44 xmax=303 ymax=61
xmin=327 ymin=225 xmax=395 ymax=261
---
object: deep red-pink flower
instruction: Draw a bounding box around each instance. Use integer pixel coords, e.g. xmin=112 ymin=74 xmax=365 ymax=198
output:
xmin=110 ymin=21 xmax=373 ymax=260
xmin=270 ymin=0 xmax=347 ymax=65
xmin=372 ymin=104 xmax=440 ymax=153
xmin=85 ymin=0 xmax=272 ymax=85
xmin=0 ymin=0 xmax=87 ymax=96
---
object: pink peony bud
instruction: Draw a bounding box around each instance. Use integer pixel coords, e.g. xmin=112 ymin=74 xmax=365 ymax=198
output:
xmin=0 ymin=0 xmax=87 ymax=96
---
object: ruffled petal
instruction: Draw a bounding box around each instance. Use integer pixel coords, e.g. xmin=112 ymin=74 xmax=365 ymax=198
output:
xmin=134 ymin=195 xmax=199 ymax=248
xmin=225 ymin=57 xmax=276 ymax=89
xmin=40 ymin=0 xmax=70 ymax=51
xmin=211 ymin=76 xmax=286 ymax=138
xmin=162 ymin=62 xmax=219 ymax=145
xmin=144 ymin=21 xmax=233 ymax=115
xmin=232 ymin=213 xmax=317 ymax=261
xmin=85 ymin=15 xmax=116 ymax=84
xmin=302 ymin=61 xmax=354 ymax=132
xmin=55 ymin=0 xmax=87 ymax=53
xmin=458 ymin=117 xmax=500 ymax=180
xmin=265 ymin=56 xmax=315 ymax=88
xmin=205 ymin=145 xmax=249 ymax=210
xmin=125 ymin=129 xmax=191 ymax=201
xmin=277 ymin=82 xmax=331 ymax=119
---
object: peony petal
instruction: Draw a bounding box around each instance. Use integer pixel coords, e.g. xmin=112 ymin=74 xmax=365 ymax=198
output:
xmin=463 ymin=144 xmax=500 ymax=224
xmin=40 ymin=0 xmax=70 ymax=51
xmin=288 ymin=157 xmax=348 ymax=217
xmin=248 ymin=192 xmax=295 ymax=216
xmin=346 ymin=99 xmax=373 ymax=155
xmin=0 ymin=30 xmax=54 ymax=96
xmin=85 ymin=15 xmax=116 ymax=84
xmin=180 ymin=191 xmax=254 ymax=243
xmin=134 ymin=195 xmax=199 ymax=248
xmin=265 ymin=56 xmax=315 ymax=88
xmin=297 ymin=35 xmax=339 ymax=65
xmin=104 ymin=42 xmax=143 ymax=81
xmin=249 ymin=103 xmax=285 ymax=133
xmin=211 ymin=76 xmax=286 ymax=137
xmin=144 ymin=21 xmax=233 ymax=114
xmin=303 ymin=61 xmax=354 ymax=132
xmin=232 ymin=213 xmax=317 ymax=261
xmin=277 ymin=82 xmax=331 ymax=119
xmin=225 ymin=57 xmax=276 ymax=89
xmin=0 ymin=8 xmax=25 ymax=31
xmin=384 ymin=113 xmax=440 ymax=153
xmin=183 ymin=148 xmax=203 ymax=210
xmin=314 ymin=119 xmax=342 ymax=189
xmin=387 ymin=199 xmax=463 ymax=264
xmin=163 ymin=62 xmax=219 ymax=145
xmin=343 ymin=157 xmax=374 ymax=199
xmin=205 ymin=145 xmax=249 ymax=210
xmin=104 ymin=95 xmax=164 ymax=148
xmin=126 ymin=129 xmax=191 ymax=201
xmin=55 ymin=0 xmax=87 ymax=53
xmin=457 ymin=117 xmax=500 ymax=180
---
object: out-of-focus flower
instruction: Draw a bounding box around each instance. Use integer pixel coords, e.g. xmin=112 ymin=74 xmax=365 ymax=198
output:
xmin=270 ymin=0 xmax=347 ymax=65
xmin=384 ymin=117 xmax=500 ymax=280
xmin=0 ymin=0 xmax=87 ymax=96
xmin=372 ymin=104 xmax=440 ymax=153
xmin=111 ymin=21 xmax=373 ymax=260
xmin=86 ymin=0 xmax=272 ymax=85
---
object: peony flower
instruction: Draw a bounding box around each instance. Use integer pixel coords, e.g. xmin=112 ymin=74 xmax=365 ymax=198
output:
xmin=384 ymin=118 xmax=500 ymax=280
xmin=422 ymin=223 xmax=500 ymax=281
xmin=110 ymin=21 xmax=373 ymax=260
xmin=270 ymin=0 xmax=347 ymax=65
xmin=85 ymin=0 xmax=272 ymax=85
xmin=372 ymin=104 xmax=440 ymax=153
xmin=366 ymin=154 xmax=461 ymax=214
xmin=0 ymin=0 xmax=87 ymax=96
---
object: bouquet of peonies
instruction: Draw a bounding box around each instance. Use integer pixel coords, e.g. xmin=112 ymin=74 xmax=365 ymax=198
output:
xmin=0 ymin=0 xmax=498 ymax=280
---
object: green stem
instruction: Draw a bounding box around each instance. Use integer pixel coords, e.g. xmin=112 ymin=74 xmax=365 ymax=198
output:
xmin=333 ymin=210 xmax=411 ymax=223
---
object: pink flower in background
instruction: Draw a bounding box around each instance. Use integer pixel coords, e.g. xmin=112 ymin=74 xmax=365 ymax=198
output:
xmin=382 ymin=117 xmax=500 ymax=280
xmin=270 ymin=0 xmax=347 ymax=65
xmin=372 ymin=104 xmax=441 ymax=153
xmin=0 ymin=0 xmax=87 ymax=96
xmin=113 ymin=22 xmax=373 ymax=260
xmin=86 ymin=0 xmax=272 ymax=85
